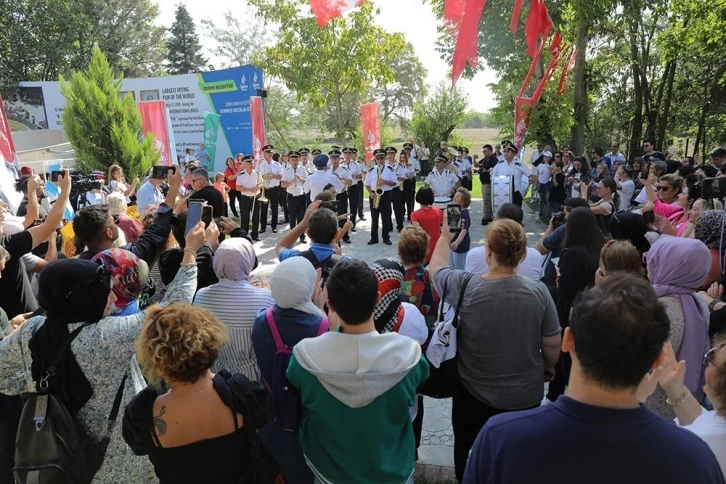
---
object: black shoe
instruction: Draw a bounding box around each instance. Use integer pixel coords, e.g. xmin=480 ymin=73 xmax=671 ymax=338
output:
xmin=351 ymin=227 xmax=357 ymax=232
xmin=260 ymin=229 xmax=266 ymax=234
xmin=367 ymin=239 xmax=379 ymax=245
xmin=272 ymin=228 xmax=278 ymax=234
xmin=343 ymin=237 xmax=351 ymax=244
xmin=383 ymin=239 xmax=392 ymax=245
xmin=284 ymin=218 xmax=289 ymax=223
xmin=252 ymin=237 xmax=260 ymax=241
xmin=299 ymin=237 xmax=306 ymax=244
xmin=397 ymin=227 xmax=403 ymax=232
xmin=360 ymin=216 xmax=367 ymax=221
xmin=482 ymin=218 xmax=491 ymax=226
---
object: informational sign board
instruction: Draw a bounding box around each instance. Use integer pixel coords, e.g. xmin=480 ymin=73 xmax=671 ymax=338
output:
xmin=6 ymin=66 xmax=264 ymax=173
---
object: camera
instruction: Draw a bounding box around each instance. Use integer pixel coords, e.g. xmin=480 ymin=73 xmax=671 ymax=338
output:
xmin=551 ymin=212 xmax=566 ymax=229
xmin=70 ymin=175 xmax=103 ymax=193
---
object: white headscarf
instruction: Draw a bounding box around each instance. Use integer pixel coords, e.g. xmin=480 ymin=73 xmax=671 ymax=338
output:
xmin=213 ymin=238 xmax=256 ymax=281
xmin=270 ymin=257 xmax=325 ymax=317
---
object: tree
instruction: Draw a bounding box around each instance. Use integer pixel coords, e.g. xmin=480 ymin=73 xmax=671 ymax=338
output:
xmin=167 ymin=4 xmax=207 ymax=74
xmin=410 ymin=82 xmax=468 ymax=154
xmin=248 ymin=0 xmax=407 ymax=139
xmin=374 ymin=42 xmax=428 ymax=122
xmin=200 ymin=8 xmax=272 ymax=68
xmin=61 ymin=47 xmax=159 ymax=176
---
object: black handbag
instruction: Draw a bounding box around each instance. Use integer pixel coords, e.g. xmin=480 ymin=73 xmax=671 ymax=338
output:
xmin=418 ymin=274 xmax=473 ymax=399
xmin=14 ymin=322 xmax=126 ymax=484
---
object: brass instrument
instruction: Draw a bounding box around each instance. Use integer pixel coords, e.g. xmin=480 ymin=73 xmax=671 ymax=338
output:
xmin=254 ymin=171 xmax=268 ymax=204
xmin=372 ymin=166 xmax=384 ymax=209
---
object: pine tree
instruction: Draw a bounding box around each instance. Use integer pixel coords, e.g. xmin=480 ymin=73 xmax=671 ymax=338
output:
xmin=60 ymin=47 xmax=159 ymax=177
xmin=167 ymin=4 xmax=208 ymax=75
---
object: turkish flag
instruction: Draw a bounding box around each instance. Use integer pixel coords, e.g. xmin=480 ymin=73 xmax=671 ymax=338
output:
xmin=250 ymin=96 xmax=267 ymax=163
xmin=524 ymin=0 xmax=551 ymax=58
xmin=450 ymin=0 xmax=488 ymax=86
xmin=138 ymin=101 xmax=175 ymax=166
xmin=311 ymin=0 xmax=366 ymax=28
xmin=557 ymin=48 xmax=577 ymax=95
xmin=510 ymin=0 xmax=524 ymax=33
xmin=360 ymin=103 xmax=380 ymax=162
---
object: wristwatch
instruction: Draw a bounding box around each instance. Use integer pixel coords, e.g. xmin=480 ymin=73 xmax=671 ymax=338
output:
xmin=709 ymin=299 xmax=721 ymax=312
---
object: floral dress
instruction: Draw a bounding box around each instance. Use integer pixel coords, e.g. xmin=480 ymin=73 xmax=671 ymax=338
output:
xmin=401 ymin=265 xmax=440 ymax=329
xmin=0 ymin=265 xmax=198 ymax=483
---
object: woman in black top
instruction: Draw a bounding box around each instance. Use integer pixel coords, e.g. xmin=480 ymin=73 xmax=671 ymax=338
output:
xmin=548 ymin=161 xmax=567 ymax=213
xmin=546 ymin=207 xmax=604 ymax=402
xmin=122 ymin=303 xmax=270 ymax=484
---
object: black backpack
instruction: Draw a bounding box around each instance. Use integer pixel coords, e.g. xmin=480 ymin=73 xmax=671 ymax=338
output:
xmin=299 ymin=250 xmax=342 ymax=283
xmin=14 ymin=322 xmax=126 ymax=484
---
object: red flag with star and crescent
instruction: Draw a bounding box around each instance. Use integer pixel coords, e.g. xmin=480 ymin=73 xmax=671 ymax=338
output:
xmin=310 ymin=0 xmax=366 ymax=28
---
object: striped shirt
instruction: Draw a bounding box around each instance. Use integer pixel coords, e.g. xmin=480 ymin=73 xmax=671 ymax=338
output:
xmin=193 ymin=279 xmax=274 ymax=381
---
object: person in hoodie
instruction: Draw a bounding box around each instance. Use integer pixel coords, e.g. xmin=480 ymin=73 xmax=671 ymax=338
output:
xmin=287 ymin=259 xmax=430 ymax=484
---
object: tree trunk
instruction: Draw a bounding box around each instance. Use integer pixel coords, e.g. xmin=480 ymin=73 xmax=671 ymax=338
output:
xmin=628 ymin=4 xmax=643 ymax=161
xmin=570 ymin=3 xmax=588 ymax=155
xmin=694 ymin=83 xmax=709 ymax=156
xmin=333 ymin=80 xmax=346 ymax=139
xmin=656 ymin=60 xmax=676 ymax=151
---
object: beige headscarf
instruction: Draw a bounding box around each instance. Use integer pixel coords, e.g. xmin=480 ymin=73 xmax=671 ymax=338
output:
xmin=213 ymin=237 xmax=256 ymax=281
xmin=270 ymin=257 xmax=325 ymax=317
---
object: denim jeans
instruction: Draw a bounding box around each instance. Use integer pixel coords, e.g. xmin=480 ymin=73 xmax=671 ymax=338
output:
xmin=450 ymin=250 xmax=468 ymax=270
xmin=537 ymin=182 xmax=551 ymax=217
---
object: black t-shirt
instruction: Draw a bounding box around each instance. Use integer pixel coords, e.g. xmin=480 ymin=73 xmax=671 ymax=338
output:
xmin=479 ymin=154 xmax=498 ymax=185
xmin=190 ymin=186 xmax=224 ymax=220
xmin=549 ymin=173 xmax=567 ymax=203
xmin=0 ymin=231 xmax=38 ymax=318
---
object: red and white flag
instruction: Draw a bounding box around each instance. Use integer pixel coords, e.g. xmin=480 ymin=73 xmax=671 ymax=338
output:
xmin=311 ymin=0 xmax=366 ymax=28
xmin=524 ymin=0 xmax=551 ymax=58
xmin=510 ymin=0 xmax=524 ymax=34
xmin=360 ymin=103 xmax=380 ymax=162
xmin=250 ymin=96 xmax=267 ymax=163
xmin=138 ymin=101 xmax=175 ymax=166
xmin=557 ymin=47 xmax=577 ymax=95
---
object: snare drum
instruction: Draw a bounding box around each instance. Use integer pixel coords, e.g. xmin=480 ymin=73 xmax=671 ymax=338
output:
xmin=434 ymin=196 xmax=451 ymax=210
xmin=492 ymin=175 xmax=513 ymax=215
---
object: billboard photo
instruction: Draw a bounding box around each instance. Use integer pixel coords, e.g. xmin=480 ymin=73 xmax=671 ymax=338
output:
xmin=14 ymin=65 xmax=264 ymax=173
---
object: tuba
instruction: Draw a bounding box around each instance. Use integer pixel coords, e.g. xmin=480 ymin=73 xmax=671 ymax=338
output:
xmin=373 ymin=166 xmax=384 ymax=209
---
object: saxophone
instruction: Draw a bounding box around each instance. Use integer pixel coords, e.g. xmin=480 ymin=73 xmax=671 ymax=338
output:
xmin=373 ymin=166 xmax=384 ymax=209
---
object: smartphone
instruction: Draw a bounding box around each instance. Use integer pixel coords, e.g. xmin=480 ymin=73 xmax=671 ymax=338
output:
xmin=185 ymin=201 xmax=203 ymax=237
xmin=447 ymin=203 xmax=462 ymax=231
xmin=320 ymin=200 xmax=339 ymax=213
xmin=551 ymin=257 xmax=560 ymax=266
xmin=151 ymin=165 xmax=174 ymax=180
xmin=201 ymin=205 xmax=213 ymax=228
xmin=702 ymin=177 xmax=726 ymax=200
xmin=51 ymin=171 xmax=62 ymax=182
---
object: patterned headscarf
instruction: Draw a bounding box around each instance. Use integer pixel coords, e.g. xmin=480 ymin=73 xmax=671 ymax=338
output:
xmin=213 ymin=237 xmax=256 ymax=281
xmin=695 ymin=210 xmax=726 ymax=275
xmin=372 ymin=258 xmax=405 ymax=333
xmin=92 ymin=248 xmax=148 ymax=315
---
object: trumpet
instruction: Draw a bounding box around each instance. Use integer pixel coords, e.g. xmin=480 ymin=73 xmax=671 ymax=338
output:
xmin=372 ymin=167 xmax=384 ymax=209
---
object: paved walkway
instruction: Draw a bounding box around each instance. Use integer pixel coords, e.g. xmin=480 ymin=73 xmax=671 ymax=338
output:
xmin=246 ymin=193 xmax=548 ymax=478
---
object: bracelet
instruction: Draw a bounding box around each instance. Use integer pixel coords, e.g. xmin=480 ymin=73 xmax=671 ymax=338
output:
xmin=709 ymin=299 xmax=720 ymax=312
xmin=666 ymin=389 xmax=691 ymax=407
xmin=183 ymin=246 xmax=197 ymax=256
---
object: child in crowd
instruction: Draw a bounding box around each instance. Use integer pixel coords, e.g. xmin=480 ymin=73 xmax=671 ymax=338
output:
xmin=449 ymin=187 xmax=471 ymax=270
xmin=213 ymin=172 xmax=230 ymax=217
xmin=287 ymin=259 xmax=429 ymax=484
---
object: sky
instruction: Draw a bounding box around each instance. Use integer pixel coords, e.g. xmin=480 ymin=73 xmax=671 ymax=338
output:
xmin=154 ymin=0 xmax=499 ymax=113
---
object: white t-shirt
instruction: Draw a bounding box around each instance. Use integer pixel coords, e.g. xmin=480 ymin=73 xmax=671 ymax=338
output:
xmin=619 ymin=179 xmax=634 ymax=210
xmin=397 ymin=301 xmax=428 ymax=422
xmin=465 ymin=246 xmax=544 ymax=280
xmin=676 ymin=409 xmax=726 ymax=476
xmin=537 ymin=163 xmax=551 ymax=184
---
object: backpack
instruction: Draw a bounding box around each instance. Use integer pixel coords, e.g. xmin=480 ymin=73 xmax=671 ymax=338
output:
xmin=14 ymin=322 xmax=126 ymax=484
xmin=298 ymin=250 xmax=342 ymax=283
xmin=264 ymin=308 xmax=328 ymax=433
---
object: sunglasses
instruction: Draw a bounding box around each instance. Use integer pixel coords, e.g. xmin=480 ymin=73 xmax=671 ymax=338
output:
xmin=704 ymin=344 xmax=725 ymax=367
xmin=655 ymin=186 xmax=671 ymax=192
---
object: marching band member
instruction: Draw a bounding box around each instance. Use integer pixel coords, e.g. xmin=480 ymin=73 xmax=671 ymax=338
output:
xmin=281 ymin=151 xmax=308 ymax=243
xmin=460 ymin=147 xmax=474 ymax=190
xmin=329 ymin=149 xmax=353 ymax=244
xmin=236 ymin=155 xmax=263 ymax=241
xmin=257 ymin=145 xmax=283 ymax=234
xmin=299 ymin=148 xmax=313 ymax=207
xmin=492 ymin=144 xmax=534 ymax=207
xmin=343 ymin=148 xmax=362 ymax=231
xmin=353 ymin=148 xmax=367 ymax=222
xmin=424 ymin=153 xmax=461 ymax=199
xmin=403 ymin=142 xmax=420 ymax=222
xmin=392 ymin=148 xmax=408 ymax=232
xmin=279 ymin=151 xmax=290 ymax=223
xmin=303 ymin=154 xmax=343 ymax=202
xmin=365 ymin=148 xmax=398 ymax=246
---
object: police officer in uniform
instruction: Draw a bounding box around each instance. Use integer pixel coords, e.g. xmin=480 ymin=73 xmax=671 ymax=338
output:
xmin=492 ymin=144 xmax=534 ymax=207
xmin=236 ymin=155 xmax=263 ymax=241
xmin=257 ymin=144 xmax=283 ymax=233
xmin=364 ymin=148 xmax=398 ymax=245
xmin=353 ymin=148 xmax=367 ymax=221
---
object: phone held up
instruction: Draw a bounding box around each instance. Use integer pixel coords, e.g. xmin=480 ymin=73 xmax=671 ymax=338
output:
xmin=151 ymin=166 xmax=174 ymax=180
xmin=185 ymin=201 xmax=213 ymax=237
xmin=447 ymin=203 xmax=462 ymax=232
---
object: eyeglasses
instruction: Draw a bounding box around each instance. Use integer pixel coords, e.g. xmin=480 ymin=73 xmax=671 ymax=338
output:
xmin=704 ymin=344 xmax=725 ymax=367
xmin=192 ymin=178 xmax=204 ymax=183
xmin=655 ymin=186 xmax=671 ymax=192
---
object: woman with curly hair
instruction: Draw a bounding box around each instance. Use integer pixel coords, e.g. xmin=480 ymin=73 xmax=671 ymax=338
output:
xmin=122 ymin=303 xmax=270 ymax=484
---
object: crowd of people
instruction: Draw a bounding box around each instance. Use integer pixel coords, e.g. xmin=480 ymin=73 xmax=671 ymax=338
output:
xmin=0 ymin=135 xmax=725 ymax=484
